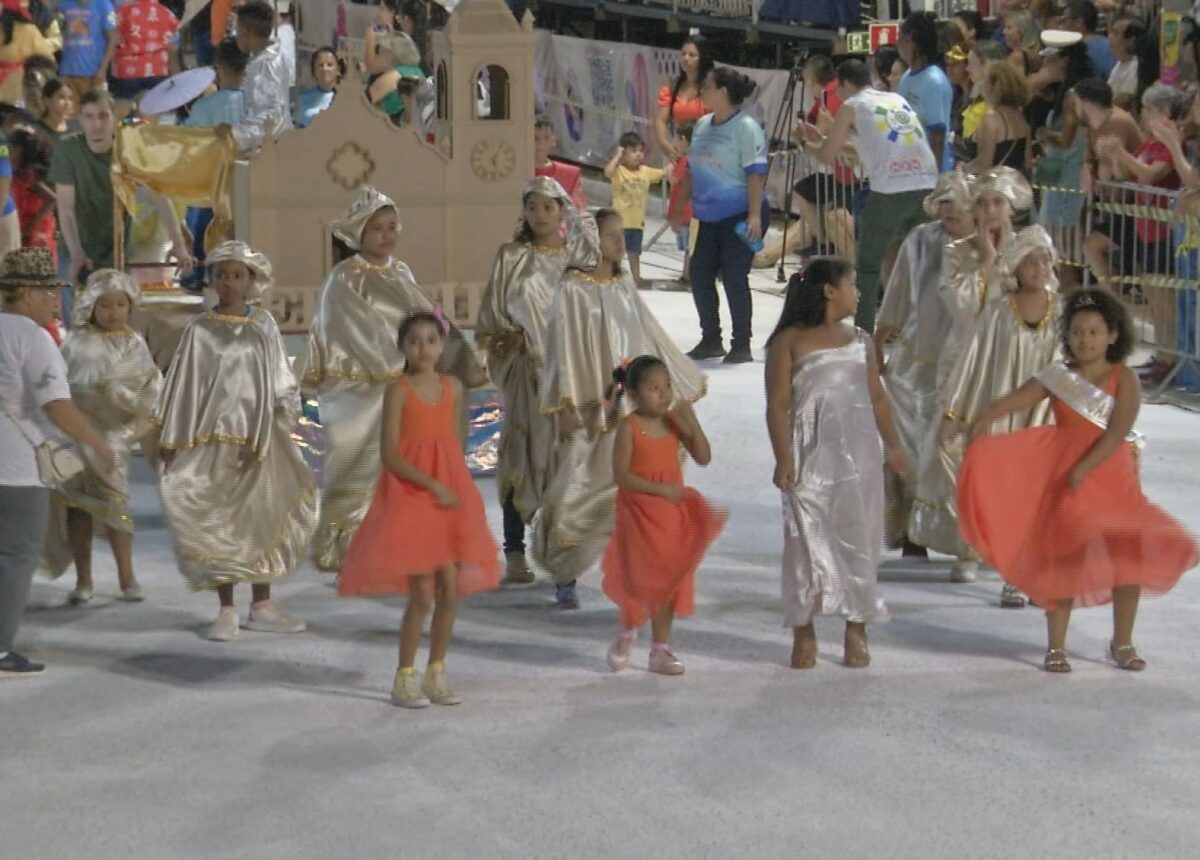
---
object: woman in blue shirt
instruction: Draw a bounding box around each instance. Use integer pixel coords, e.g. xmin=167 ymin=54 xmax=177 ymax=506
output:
xmin=672 ymin=67 xmax=768 ymax=364
xmin=296 ymin=45 xmax=341 ymax=129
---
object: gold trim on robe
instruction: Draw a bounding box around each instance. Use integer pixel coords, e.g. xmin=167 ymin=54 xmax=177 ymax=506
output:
xmin=292 ymin=254 xmax=486 ymax=572
xmin=39 ymin=326 xmax=163 ymax=579
xmin=475 ymin=240 xmax=569 ymax=520
xmin=153 ymin=308 xmax=318 ymax=590
xmin=531 ymin=269 xmax=706 ymax=584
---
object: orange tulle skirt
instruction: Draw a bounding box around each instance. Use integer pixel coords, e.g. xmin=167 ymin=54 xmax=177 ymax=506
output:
xmin=602 ymin=485 xmax=726 ymax=629
xmin=337 ymin=437 xmax=501 ymax=597
xmin=958 ymin=425 xmax=1197 ymax=608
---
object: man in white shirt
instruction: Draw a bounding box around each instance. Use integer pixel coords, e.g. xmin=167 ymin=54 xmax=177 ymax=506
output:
xmin=215 ymin=0 xmax=293 ymax=154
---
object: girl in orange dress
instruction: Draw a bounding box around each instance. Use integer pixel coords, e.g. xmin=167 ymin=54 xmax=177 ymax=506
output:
xmin=602 ymin=355 xmax=725 ymax=676
xmin=338 ymin=310 xmax=501 ymax=708
xmin=958 ymin=290 xmax=1198 ymax=674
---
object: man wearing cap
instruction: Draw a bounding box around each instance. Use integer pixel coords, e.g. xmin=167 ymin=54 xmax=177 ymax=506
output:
xmin=0 ymin=248 xmax=114 ymax=676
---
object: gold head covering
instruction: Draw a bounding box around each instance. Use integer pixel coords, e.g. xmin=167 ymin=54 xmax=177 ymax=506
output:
xmin=1000 ymin=224 xmax=1058 ymax=276
xmin=517 ymin=176 xmax=576 ymax=241
xmin=73 ymin=269 xmax=141 ymax=328
xmin=206 ymin=241 xmax=274 ymax=298
xmin=923 ymin=169 xmax=974 ymax=218
xmin=331 ymin=186 xmax=398 ymax=251
xmin=970 ymin=166 xmax=1034 ymax=214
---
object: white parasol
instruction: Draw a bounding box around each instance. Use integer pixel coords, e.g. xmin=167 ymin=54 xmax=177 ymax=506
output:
xmin=138 ymin=67 xmax=217 ymax=116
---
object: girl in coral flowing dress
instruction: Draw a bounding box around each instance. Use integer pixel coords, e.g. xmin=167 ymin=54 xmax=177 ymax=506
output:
xmin=958 ymin=290 xmax=1198 ymax=674
xmin=338 ymin=310 xmax=500 ymax=709
xmin=601 ymin=355 xmax=725 ymax=676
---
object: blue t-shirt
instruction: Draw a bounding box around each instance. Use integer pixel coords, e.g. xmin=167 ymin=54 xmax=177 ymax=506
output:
xmin=898 ymin=65 xmax=954 ymax=173
xmin=184 ymin=88 xmax=244 ymax=128
xmin=60 ymin=0 xmax=118 ymax=78
xmin=1086 ymin=35 xmax=1116 ymax=78
xmin=295 ymin=88 xmax=335 ymax=129
xmin=0 ymin=134 xmax=13 ymax=217
xmin=687 ymin=110 xmax=768 ymax=222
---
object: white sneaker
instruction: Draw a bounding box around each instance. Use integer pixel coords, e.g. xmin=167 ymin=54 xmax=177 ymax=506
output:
xmin=648 ymin=647 xmax=685 ymax=676
xmin=421 ymin=664 xmax=462 ymax=706
xmin=949 ymin=560 xmax=977 ymax=583
xmin=606 ymin=632 xmax=636 ymax=672
xmin=119 ymin=583 xmax=145 ymax=602
xmin=245 ymin=601 xmax=307 ymax=634
xmin=68 ymin=586 xmax=93 ymax=605
xmin=391 ymin=669 xmax=431 ymax=708
xmin=207 ymin=608 xmax=239 ymax=642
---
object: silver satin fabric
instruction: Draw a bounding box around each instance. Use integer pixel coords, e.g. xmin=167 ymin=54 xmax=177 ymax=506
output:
xmin=781 ymin=336 xmax=888 ymax=628
xmin=909 ymin=285 xmax=1061 ymax=556
xmin=876 ymin=221 xmax=951 ymax=546
xmin=232 ymin=38 xmax=293 ymax=152
xmin=153 ymin=308 xmax=318 ymax=589
xmin=531 ymin=270 xmax=705 ymax=584
xmin=293 ymin=255 xmax=485 ymax=571
xmin=40 ymin=326 xmax=162 ymax=578
xmin=475 ymin=241 xmax=569 ymax=518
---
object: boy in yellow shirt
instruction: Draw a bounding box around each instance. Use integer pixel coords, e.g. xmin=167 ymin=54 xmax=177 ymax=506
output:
xmin=604 ymin=131 xmax=665 ymax=287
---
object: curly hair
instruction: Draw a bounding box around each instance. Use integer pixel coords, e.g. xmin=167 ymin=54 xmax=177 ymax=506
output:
xmin=1061 ymin=289 xmax=1135 ymax=364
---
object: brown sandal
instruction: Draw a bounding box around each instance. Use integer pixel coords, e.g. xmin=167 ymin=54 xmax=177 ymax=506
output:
xmin=843 ymin=626 xmax=870 ymax=669
xmin=1043 ymin=649 xmax=1072 ymax=673
xmin=1110 ymin=642 xmax=1146 ymax=671
xmin=791 ymin=625 xmax=817 ymax=669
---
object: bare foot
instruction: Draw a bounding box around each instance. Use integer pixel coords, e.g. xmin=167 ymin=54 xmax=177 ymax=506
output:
xmin=791 ymin=624 xmax=817 ymax=669
xmin=843 ymin=623 xmax=870 ymax=669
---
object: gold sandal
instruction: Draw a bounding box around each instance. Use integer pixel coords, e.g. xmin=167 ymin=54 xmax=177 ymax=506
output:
xmin=1043 ymin=649 xmax=1072 ymax=673
xmin=1110 ymin=642 xmax=1146 ymax=672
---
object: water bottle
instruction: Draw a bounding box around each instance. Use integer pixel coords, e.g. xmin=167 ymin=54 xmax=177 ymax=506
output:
xmin=735 ymin=220 xmax=764 ymax=253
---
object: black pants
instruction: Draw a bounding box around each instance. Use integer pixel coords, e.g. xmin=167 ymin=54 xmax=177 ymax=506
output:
xmin=690 ymin=213 xmax=755 ymax=345
xmin=502 ymin=490 xmax=526 ymax=554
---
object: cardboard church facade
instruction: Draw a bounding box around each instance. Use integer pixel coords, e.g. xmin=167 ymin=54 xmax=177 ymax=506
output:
xmin=234 ymin=0 xmax=537 ymax=333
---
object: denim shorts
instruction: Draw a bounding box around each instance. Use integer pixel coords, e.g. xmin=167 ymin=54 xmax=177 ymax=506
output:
xmin=624 ymin=228 xmax=644 ymax=255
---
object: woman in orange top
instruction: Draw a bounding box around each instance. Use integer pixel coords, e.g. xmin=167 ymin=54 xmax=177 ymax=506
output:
xmin=338 ymin=309 xmax=501 ymax=708
xmin=653 ymin=34 xmax=713 ymax=166
xmin=602 ymin=355 xmax=725 ymax=676
xmin=958 ymin=290 xmax=1198 ymax=674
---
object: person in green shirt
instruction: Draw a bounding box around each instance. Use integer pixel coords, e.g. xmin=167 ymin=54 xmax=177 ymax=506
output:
xmin=47 ymin=89 xmax=191 ymax=284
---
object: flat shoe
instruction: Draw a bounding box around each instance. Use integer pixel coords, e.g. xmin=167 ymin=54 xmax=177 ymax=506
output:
xmin=67 ymin=586 xmax=93 ymax=605
xmin=119 ymin=584 xmax=145 ymax=602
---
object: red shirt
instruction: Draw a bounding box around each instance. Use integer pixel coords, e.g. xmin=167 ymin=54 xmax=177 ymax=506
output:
xmin=1132 ymin=139 xmax=1180 ymax=243
xmin=114 ymin=0 xmax=179 ymax=80
xmin=11 ymin=170 xmax=56 ymax=260
xmin=667 ymin=155 xmax=692 ymax=225
xmin=807 ymin=81 xmax=855 ymax=187
xmin=535 ymin=159 xmax=588 ymax=211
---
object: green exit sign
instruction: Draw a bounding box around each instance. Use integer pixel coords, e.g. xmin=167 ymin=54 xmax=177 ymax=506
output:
xmin=846 ymin=31 xmax=870 ymax=53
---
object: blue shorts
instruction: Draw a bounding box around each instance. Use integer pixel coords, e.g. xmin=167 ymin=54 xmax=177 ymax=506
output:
xmin=624 ymin=228 xmax=644 ymax=255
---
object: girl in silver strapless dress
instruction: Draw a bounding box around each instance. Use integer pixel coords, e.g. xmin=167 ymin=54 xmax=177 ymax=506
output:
xmin=765 ymin=260 xmax=909 ymax=669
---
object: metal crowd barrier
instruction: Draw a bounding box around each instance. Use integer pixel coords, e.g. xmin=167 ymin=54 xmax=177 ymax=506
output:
xmin=1032 ymin=181 xmax=1089 ymax=269
xmin=1086 ymin=179 xmax=1200 ymax=393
